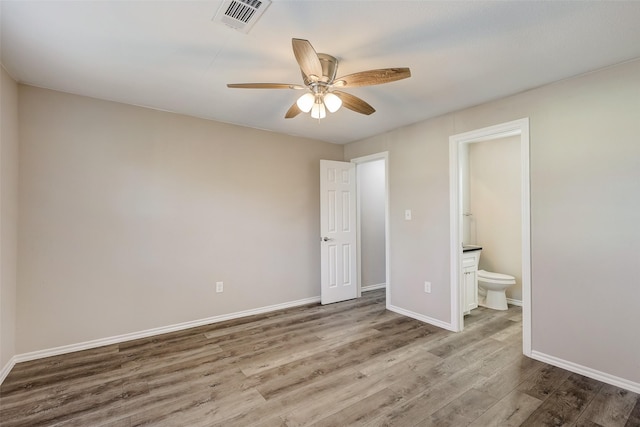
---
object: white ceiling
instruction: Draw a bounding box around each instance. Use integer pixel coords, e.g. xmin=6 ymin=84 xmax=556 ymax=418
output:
xmin=2 ymin=1 xmax=640 ymax=145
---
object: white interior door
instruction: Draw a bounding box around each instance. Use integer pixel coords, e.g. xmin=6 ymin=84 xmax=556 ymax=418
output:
xmin=320 ymin=160 xmax=358 ymax=305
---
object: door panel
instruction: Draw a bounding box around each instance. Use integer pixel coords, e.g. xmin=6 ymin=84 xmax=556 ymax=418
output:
xmin=320 ymin=160 xmax=357 ymax=304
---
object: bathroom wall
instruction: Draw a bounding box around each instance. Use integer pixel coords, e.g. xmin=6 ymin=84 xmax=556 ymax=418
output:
xmin=468 ymin=136 xmax=522 ymax=302
xmin=357 ymin=159 xmax=386 ymax=288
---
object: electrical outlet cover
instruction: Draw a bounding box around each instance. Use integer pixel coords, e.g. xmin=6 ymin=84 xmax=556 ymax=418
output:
xmin=424 ymin=281 xmax=431 ymax=293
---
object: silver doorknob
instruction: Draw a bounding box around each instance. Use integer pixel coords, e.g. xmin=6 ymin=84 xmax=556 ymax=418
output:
xmin=322 ymin=237 xmax=332 ymax=242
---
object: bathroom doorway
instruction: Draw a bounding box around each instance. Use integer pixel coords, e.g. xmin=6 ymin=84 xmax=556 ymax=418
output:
xmin=449 ymin=119 xmax=531 ymax=356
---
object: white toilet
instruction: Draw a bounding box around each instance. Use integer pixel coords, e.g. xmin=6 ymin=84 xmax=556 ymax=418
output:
xmin=477 ymin=270 xmax=516 ymax=310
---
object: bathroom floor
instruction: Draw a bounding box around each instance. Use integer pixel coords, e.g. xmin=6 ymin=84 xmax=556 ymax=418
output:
xmin=1 ymin=290 xmax=638 ymax=426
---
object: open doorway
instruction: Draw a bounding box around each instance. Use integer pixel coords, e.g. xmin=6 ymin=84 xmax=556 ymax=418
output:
xmin=449 ymin=119 xmax=531 ymax=356
xmin=351 ymin=152 xmax=390 ymax=305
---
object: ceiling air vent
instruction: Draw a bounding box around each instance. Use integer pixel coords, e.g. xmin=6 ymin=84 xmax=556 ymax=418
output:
xmin=213 ymin=0 xmax=271 ymax=34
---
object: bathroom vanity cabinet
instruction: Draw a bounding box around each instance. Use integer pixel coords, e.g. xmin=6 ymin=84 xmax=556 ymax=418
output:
xmin=462 ymin=246 xmax=482 ymax=315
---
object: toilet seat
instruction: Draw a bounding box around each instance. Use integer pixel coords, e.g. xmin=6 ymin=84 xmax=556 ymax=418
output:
xmin=477 ymin=270 xmax=515 ymax=284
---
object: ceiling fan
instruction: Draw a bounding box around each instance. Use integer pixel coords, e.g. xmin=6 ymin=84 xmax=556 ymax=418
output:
xmin=227 ymin=38 xmax=411 ymax=120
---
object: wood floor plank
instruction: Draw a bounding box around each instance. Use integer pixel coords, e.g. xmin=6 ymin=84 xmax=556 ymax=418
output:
xmin=239 ymin=327 xmax=381 ymax=377
xmin=520 ymin=373 xmax=603 ymax=426
xmin=47 ymin=382 xmax=146 ymax=427
xmin=468 ymin=390 xmax=543 ymax=427
xmin=372 ymin=360 xmax=491 ymax=427
xmin=425 ymin=387 xmax=499 ymax=426
xmin=474 ymin=352 xmax=545 ymax=400
xmin=355 ymin=339 xmax=442 ymax=377
xmin=490 ymin=320 xmax=524 ymax=342
xmin=625 ymin=398 xmax=640 ymax=427
xmin=1 ymin=345 xmax=123 ymax=397
xmin=575 ymin=383 xmax=640 ymax=427
xmin=517 ymin=363 xmax=572 ymax=401
xmin=280 ymin=369 xmax=396 ymax=426
xmin=1 ymin=289 xmax=638 ymax=426
xmin=203 ymin=294 xmax=384 ymax=343
xmin=312 ymin=309 xmax=397 ymax=341
xmin=128 ymin=387 xmax=265 ymax=427
xmin=427 ymin=316 xmax=515 ymax=358
xmin=1 ymin=377 xmax=142 ymax=427
xmin=475 ymin=340 xmax=530 ymax=378
xmin=309 ymin=387 xmax=404 ymax=427
xmin=399 ymin=336 xmax=508 ymax=394
xmin=245 ymin=318 xmax=438 ymax=400
xmin=215 ymin=368 xmax=363 ymax=427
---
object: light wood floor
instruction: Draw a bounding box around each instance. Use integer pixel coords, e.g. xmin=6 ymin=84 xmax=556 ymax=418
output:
xmin=1 ymin=290 xmax=639 ymax=426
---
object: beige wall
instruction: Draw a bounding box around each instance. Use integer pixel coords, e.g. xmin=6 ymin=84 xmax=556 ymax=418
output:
xmin=1 ymin=66 xmax=19 ymax=371
xmin=17 ymin=86 xmax=343 ymax=353
xmin=346 ymin=115 xmax=454 ymax=322
xmin=469 ymin=136 xmax=522 ymax=301
xmin=345 ymin=59 xmax=640 ymax=385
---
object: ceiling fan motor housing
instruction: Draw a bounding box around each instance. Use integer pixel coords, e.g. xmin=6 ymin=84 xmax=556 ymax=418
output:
xmin=301 ymin=53 xmax=338 ymax=86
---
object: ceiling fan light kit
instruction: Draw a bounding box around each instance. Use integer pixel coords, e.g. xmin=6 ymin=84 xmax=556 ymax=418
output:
xmin=296 ymin=92 xmax=315 ymax=112
xmin=323 ymin=92 xmax=342 ymax=113
xmin=311 ymin=101 xmax=326 ymax=119
xmin=296 ymin=90 xmax=342 ymax=118
xmin=227 ymin=38 xmax=411 ymax=120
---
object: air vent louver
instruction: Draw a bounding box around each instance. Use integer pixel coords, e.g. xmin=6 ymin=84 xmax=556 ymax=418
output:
xmin=213 ymin=0 xmax=271 ymax=34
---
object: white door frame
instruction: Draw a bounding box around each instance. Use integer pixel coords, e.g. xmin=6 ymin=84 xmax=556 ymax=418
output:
xmin=449 ymin=119 xmax=531 ymax=356
xmin=351 ymin=152 xmax=390 ymax=308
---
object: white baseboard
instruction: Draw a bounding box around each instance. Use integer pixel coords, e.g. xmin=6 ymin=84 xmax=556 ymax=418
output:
xmin=531 ymin=350 xmax=640 ymax=394
xmin=362 ymin=283 xmax=386 ymax=292
xmin=387 ymin=304 xmax=456 ymax=332
xmin=506 ymin=297 xmax=523 ymax=307
xmin=11 ymin=296 xmax=321 ymax=367
xmin=0 ymin=356 xmax=17 ymax=385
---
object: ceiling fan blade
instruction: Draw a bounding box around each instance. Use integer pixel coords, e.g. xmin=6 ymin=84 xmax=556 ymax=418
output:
xmin=334 ymin=91 xmax=375 ymax=115
xmin=292 ymin=38 xmax=323 ymax=81
xmin=227 ymin=83 xmax=306 ymax=89
xmin=285 ymin=102 xmax=302 ymax=119
xmin=334 ymin=68 xmax=411 ymax=88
